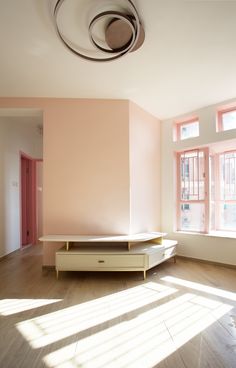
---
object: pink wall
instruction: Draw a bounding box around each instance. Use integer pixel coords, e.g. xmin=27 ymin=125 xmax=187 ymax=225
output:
xmin=43 ymin=100 xmax=130 ymax=264
xmin=0 ymin=98 xmax=130 ymax=265
xmin=0 ymin=98 xmax=161 ymax=265
xmin=129 ymin=102 xmax=161 ymax=233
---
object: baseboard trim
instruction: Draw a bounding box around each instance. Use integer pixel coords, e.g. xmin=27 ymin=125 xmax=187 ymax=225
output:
xmin=42 ymin=265 xmax=56 ymax=270
xmin=0 ymin=248 xmax=20 ymax=262
xmin=177 ymin=255 xmax=236 ymax=269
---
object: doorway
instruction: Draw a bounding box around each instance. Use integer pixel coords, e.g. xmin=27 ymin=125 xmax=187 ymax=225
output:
xmin=21 ymin=153 xmax=36 ymax=247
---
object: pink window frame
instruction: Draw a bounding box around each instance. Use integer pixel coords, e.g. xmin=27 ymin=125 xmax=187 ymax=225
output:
xmin=176 ymin=117 xmax=199 ymax=141
xmin=217 ymin=107 xmax=236 ymax=132
xmin=213 ymin=150 xmax=236 ymax=231
xmin=176 ymin=147 xmax=209 ymax=233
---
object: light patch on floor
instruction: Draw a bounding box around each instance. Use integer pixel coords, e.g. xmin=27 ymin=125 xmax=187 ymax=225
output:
xmin=0 ymin=299 xmax=62 ymax=316
xmin=43 ymin=292 xmax=233 ymax=368
xmin=16 ymin=282 xmax=177 ymax=348
xmin=161 ymin=276 xmax=236 ymax=301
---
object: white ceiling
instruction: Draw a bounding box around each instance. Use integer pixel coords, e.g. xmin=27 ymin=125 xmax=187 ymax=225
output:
xmin=1 ymin=0 xmax=236 ymax=119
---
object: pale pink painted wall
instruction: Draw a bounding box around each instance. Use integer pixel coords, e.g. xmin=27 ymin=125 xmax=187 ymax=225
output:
xmin=129 ymin=101 xmax=161 ymax=233
xmin=0 ymin=98 xmax=130 ymax=265
xmin=43 ymin=100 xmax=130 ymax=264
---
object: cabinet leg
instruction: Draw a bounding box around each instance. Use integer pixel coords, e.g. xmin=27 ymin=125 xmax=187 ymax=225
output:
xmin=143 ymin=270 xmax=146 ymax=280
xmin=56 ymin=269 xmax=59 ymax=279
xmin=66 ymin=242 xmax=69 ymax=251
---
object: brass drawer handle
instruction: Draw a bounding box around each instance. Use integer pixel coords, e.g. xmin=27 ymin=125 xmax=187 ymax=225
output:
xmin=98 ymin=260 xmax=105 ymax=263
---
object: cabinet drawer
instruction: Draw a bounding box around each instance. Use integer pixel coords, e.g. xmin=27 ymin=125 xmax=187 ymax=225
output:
xmin=148 ymin=251 xmax=165 ymax=268
xmin=56 ymin=253 xmax=145 ymax=270
xmin=164 ymin=246 xmax=176 ymax=260
xmin=148 ymin=246 xmax=176 ymax=268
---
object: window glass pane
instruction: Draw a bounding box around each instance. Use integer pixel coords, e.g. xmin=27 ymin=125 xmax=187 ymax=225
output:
xmin=222 ymin=110 xmax=236 ymax=131
xmin=180 ymin=121 xmax=199 ymax=140
xmin=220 ymin=152 xmax=236 ymax=200
xmin=180 ymin=150 xmax=205 ymax=201
xmin=220 ymin=203 xmax=236 ymax=230
xmin=180 ymin=203 xmax=205 ymax=232
xmin=210 ymin=156 xmax=215 ymax=200
xmin=210 ymin=202 xmax=215 ymax=230
xmin=210 ymin=156 xmax=216 ymax=230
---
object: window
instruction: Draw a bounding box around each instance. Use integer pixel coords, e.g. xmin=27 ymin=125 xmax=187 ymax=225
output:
xmin=217 ymin=108 xmax=236 ymax=132
xmin=176 ymin=148 xmax=209 ymax=232
xmin=175 ymin=118 xmax=199 ymax=141
xmin=212 ymin=151 xmax=236 ymax=231
xmin=177 ymin=147 xmax=236 ymax=233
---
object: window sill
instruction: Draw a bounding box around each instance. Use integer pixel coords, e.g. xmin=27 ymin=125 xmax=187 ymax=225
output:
xmin=207 ymin=231 xmax=236 ymax=239
xmin=174 ymin=230 xmax=236 ymax=239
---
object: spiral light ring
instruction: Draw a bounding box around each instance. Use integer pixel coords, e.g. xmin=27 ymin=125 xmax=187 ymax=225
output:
xmin=53 ymin=0 xmax=144 ymax=62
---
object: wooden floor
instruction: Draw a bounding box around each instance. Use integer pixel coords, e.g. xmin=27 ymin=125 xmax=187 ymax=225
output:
xmin=0 ymin=245 xmax=236 ymax=368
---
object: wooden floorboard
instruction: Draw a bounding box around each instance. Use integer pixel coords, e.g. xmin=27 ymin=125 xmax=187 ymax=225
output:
xmin=0 ymin=244 xmax=236 ymax=368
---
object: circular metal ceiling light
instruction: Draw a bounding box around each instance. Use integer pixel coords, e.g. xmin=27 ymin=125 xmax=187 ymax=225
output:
xmin=53 ymin=0 xmax=145 ymax=62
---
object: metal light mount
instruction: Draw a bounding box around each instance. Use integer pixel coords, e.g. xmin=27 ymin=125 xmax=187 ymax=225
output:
xmin=53 ymin=0 xmax=145 ymax=62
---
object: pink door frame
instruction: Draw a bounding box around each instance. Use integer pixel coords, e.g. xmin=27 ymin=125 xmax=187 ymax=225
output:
xmin=35 ymin=160 xmax=43 ymax=240
xmin=20 ymin=152 xmax=42 ymax=247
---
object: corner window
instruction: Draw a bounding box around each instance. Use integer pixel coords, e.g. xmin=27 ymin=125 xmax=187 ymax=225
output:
xmin=176 ymin=146 xmax=236 ymax=234
xmin=175 ymin=118 xmax=199 ymax=141
xmin=217 ymin=108 xmax=236 ymax=132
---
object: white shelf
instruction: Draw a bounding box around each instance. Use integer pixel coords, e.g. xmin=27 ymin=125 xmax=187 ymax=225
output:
xmin=39 ymin=232 xmax=167 ymax=243
xmin=39 ymin=232 xmax=167 ymax=251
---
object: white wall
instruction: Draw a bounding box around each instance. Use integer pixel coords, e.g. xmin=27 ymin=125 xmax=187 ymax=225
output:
xmin=161 ymin=98 xmax=236 ymax=265
xmin=0 ymin=116 xmax=43 ymax=258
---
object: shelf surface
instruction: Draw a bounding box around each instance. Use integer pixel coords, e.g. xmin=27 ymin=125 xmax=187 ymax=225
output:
xmin=56 ymin=243 xmax=164 ymax=255
xmin=39 ymin=232 xmax=167 ymax=243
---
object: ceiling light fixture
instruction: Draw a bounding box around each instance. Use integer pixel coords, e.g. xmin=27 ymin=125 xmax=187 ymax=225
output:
xmin=53 ymin=0 xmax=145 ymax=62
